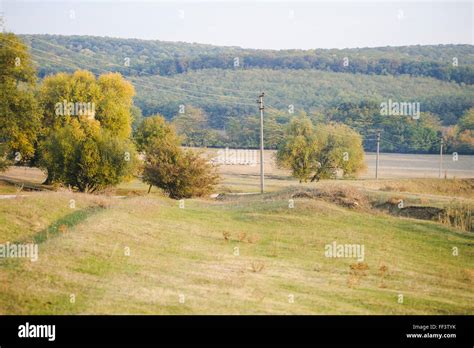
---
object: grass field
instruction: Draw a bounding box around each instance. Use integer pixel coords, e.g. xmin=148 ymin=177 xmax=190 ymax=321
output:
xmin=0 ymin=156 xmax=473 ymax=314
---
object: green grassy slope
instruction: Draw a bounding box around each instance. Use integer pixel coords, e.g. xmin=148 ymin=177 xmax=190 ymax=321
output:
xmin=1 ymin=190 xmax=472 ymax=314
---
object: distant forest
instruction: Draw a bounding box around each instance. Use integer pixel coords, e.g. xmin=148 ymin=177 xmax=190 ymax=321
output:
xmin=21 ymin=34 xmax=474 ymax=154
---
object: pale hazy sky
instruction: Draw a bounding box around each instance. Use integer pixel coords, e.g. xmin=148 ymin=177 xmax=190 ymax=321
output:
xmin=2 ymin=1 xmax=473 ymax=49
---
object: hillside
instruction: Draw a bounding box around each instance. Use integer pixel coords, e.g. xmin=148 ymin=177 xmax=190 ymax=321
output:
xmin=21 ymin=34 xmax=474 ymax=83
xmin=135 ymin=68 xmax=474 ymax=127
xmin=13 ymin=34 xmax=474 ymax=153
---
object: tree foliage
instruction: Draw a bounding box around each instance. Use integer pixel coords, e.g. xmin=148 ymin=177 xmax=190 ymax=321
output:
xmin=8 ymin=34 xmax=474 ymax=155
xmin=134 ymin=113 xmax=181 ymax=152
xmin=0 ymin=33 xmax=41 ymax=167
xmin=24 ymin=35 xmax=474 ymax=84
xmin=39 ymin=119 xmax=137 ymax=192
xmin=277 ymin=115 xmax=366 ymax=182
xmin=139 ymin=115 xmax=219 ymax=199
xmin=38 ymin=70 xmax=137 ymax=190
xmin=38 ymin=70 xmax=135 ymax=138
xmin=172 ymin=106 xmax=220 ymax=147
xmin=445 ymin=108 xmax=474 ymax=153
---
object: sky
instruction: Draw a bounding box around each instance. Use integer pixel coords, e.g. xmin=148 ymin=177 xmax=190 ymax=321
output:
xmin=2 ymin=1 xmax=473 ymax=49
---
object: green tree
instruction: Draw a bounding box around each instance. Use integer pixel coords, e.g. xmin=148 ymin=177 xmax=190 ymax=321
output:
xmin=276 ymin=115 xmax=319 ymax=182
xmin=458 ymin=108 xmax=474 ymax=132
xmin=277 ymin=115 xmax=365 ymax=182
xmin=38 ymin=70 xmax=137 ymax=189
xmin=38 ymin=70 xmax=134 ymax=139
xmin=130 ymin=105 xmax=144 ymax=132
xmin=39 ymin=119 xmax=137 ymax=192
xmin=96 ymin=73 xmax=135 ymax=139
xmin=172 ymin=106 xmax=218 ymax=147
xmin=139 ymin=115 xmax=219 ymax=198
xmin=0 ymin=33 xmax=41 ymax=168
xmin=311 ymin=123 xmax=366 ymax=181
xmin=454 ymin=108 xmax=474 ymax=153
xmin=134 ymin=114 xmax=181 ymax=152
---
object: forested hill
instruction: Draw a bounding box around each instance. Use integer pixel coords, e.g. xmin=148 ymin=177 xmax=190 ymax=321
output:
xmin=17 ymin=34 xmax=474 ymax=154
xmin=21 ymin=34 xmax=474 ymax=84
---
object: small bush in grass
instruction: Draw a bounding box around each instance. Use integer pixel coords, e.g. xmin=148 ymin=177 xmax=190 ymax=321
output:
xmin=439 ymin=203 xmax=473 ymax=232
xmin=139 ymin=115 xmax=219 ymax=199
xmin=238 ymin=232 xmax=247 ymax=242
xmin=251 ymin=261 xmax=265 ymax=273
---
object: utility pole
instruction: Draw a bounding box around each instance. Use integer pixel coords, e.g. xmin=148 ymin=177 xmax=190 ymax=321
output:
xmin=439 ymin=137 xmax=444 ymax=179
xmin=375 ymin=131 xmax=380 ymax=180
xmin=258 ymin=92 xmax=265 ymax=193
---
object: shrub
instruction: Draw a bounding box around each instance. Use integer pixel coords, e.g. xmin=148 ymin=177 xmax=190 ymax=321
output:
xmin=143 ymin=142 xmax=219 ymax=199
xmin=139 ymin=115 xmax=219 ymax=199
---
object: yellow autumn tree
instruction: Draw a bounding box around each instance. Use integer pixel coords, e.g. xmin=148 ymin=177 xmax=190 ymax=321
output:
xmin=38 ymin=70 xmax=137 ymax=190
xmin=0 ymin=33 xmax=41 ymax=168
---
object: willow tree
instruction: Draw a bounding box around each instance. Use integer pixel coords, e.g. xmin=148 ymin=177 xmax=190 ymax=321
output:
xmin=277 ymin=115 xmax=366 ymax=182
xmin=38 ymin=70 xmax=138 ymax=190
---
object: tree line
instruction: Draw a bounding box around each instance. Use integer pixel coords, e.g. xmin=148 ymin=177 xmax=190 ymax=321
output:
xmin=133 ymin=68 xmax=473 ymax=130
xmin=24 ymin=35 xmax=474 ymax=84
xmin=169 ymin=104 xmax=474 ymax=154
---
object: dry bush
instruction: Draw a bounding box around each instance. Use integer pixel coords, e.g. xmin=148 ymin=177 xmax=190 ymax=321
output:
xmin=387 ymin=196 xmax=404 ymax=205
xmin=250 ymin=261 xmax=265 ymax=273
xmin=247 ymin=235 xmax=260 ymax=244
xmin=462 ymin=268 xmax=474 ymax=283
xmin=347 ymin=262 xmax=369 ymax=288
xmin=347 ymin=274 xmax=360 ymax=288
xmin=438 ymin=204 xmax=473 ymax=232
xmin=350 ymin=262 xmax=369 ymax=271
xmin=222 ymin=231 xmax=230 ymax=241
xmin=378 ymin=264 xmax=389 ymax=276
xmin=238 ymin=232 xmax=247 ymax=242
xmin=380 ymin=185 xmax=396 ymax=192
xmin=143 ymin=141 xmax=219 ymax=199
xmin=382 ymin=185 xmax=407 ymax=192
